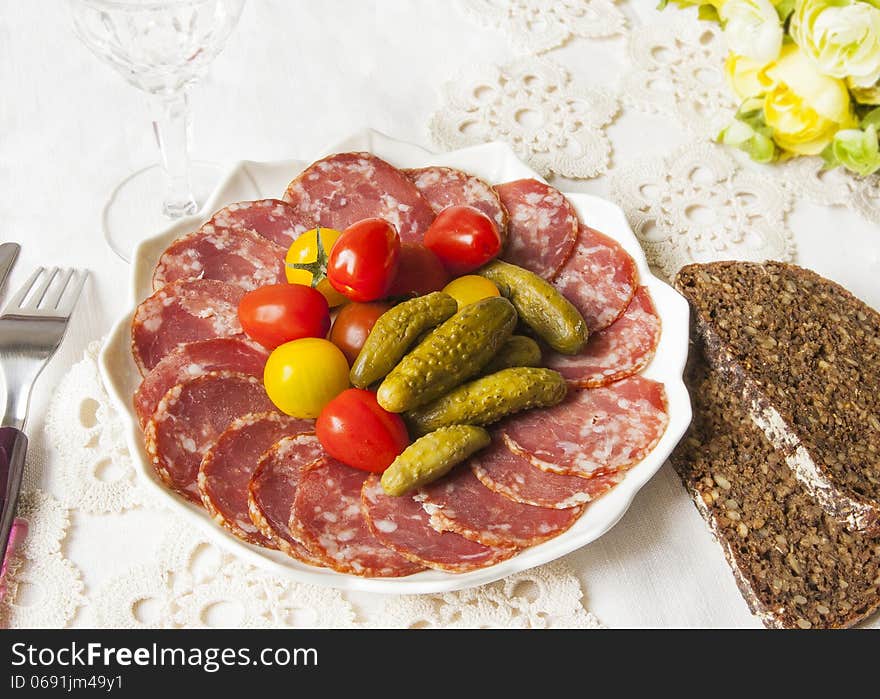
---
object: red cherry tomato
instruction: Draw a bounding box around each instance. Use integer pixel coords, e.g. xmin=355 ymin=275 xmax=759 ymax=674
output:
xmin=387 ymin=242 xmax=450 ymax=298
xmin=423 ymin=205 xmax=502 ymax=275
xmin=329 ymin=301 xmax=392 ymax=365
xmin=327 ymin=218 xmax=400 ymax=302
xmin=316 ymin=388 xmax=409 ymax=473
xmin=238 ymin=283 xmax=330 ymax=350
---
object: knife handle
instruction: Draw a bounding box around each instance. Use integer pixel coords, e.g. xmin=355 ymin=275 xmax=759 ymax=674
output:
xmin=0 ymin=426 xmax=27 ymax=566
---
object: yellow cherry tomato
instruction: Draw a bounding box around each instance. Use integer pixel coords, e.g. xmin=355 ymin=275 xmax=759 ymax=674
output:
xmin=264 ymin=338 xmax=350 ymax=418
xmin=285 ymin=227 xmax=348 ymax=307
xmin=442 ymin=275 xmax=500 ymax=310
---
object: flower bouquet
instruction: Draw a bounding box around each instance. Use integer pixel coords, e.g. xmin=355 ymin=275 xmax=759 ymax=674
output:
xmin=661 ymin=0 xmax=880 ymax=176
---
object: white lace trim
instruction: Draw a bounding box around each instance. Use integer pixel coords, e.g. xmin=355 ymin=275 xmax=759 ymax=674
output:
xmin=429 ymin=56 xmax=619 ymax=179
xmin=458 ymin=0 xmax=627 ymax=54
xmin=610 ymin=142 xmax=795 ymax=280
xmin=2 ymin=344 xmax=603 ymax=629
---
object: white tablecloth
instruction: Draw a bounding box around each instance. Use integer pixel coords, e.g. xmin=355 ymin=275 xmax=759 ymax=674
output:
xmin=2 ymin=0 xmax=879 ymax=628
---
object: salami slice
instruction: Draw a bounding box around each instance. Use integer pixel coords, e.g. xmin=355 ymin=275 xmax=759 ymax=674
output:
xmin=199 ymin=412 xmax=313 ymax=546
xmin=134 ymin=338 xmax=267 ymax=428
xmin=208 ymin=199 xmax=308 ymax=247
xmin=405 ymin=166 xmax=507 ymax=237
xmin=545 ymin=286 xmax=661 ymax=387
xmin=502 ymin=377 xmax=669 ymax=478
xmin=472 ymin=438 xmax=623 ymax=509
xmin=553 ymin=225 xmax=638 ymax=332
xmin=290 ymin=458 xmax=423 ymax=577
xmin=361 ymin=475 xmax=516 ymax=573
xmin=418 ymin=467 xmax=583 ymax=548
xmin=496 ymin=179 xmax=578 ymax=279
xmin=247 ymin=434 xmax=327 ymax=566
xmin=144 ymin=371 xmax=275 ymax=503
xmin=131 ymin=279 xmax=244 ymax=375
xmin=152 ymin=225 xmax=287 ymax=292
xmin=282 ymin=152 xmax=435 ymax=243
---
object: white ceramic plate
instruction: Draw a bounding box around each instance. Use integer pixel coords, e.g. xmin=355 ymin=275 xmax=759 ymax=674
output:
xmin=100 ymin=129 xmax=691 ymax=594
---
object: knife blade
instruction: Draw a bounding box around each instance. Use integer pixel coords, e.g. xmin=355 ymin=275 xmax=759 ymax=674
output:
xmin=0 ymin=243 xmax=20 ymax=295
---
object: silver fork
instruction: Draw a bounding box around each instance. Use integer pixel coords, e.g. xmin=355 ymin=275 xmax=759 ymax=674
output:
xmin=0 ymin=267 xmax=88 ymax=564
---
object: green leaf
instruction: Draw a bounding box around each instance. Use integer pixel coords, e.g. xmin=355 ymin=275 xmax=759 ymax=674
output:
xmin=697 ymin=4 xmax=720 ymax=21
xmin=861 ymin=107 xmax=880 ymax=130
xmin=773 ymin=0 xmax=796 ymax=22
xmin=717 ymin=115 xmax=779 ymax=164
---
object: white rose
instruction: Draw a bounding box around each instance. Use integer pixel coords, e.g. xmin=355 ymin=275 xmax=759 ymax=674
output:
xmin=720 ymin=0 xmax=784 ymax=63
xmin=790 ymin=0 xmax=880 ymax=88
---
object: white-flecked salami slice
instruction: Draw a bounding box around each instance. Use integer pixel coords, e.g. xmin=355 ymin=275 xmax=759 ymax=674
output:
xmin=405 ymin=166 xmax=507 ymax=238
xmin=199 ymin=412 xmax=313 ymax=546
xmin=208 ymin=198 xmax=308 ymax=247
xmin=471 ymin=438 xmax=623 ymax=509
xmin=502 ymin=377 xmax=669 ymax=478
xmin=247 ymin=434 xmax=327 ymax=566
xmin=553 ymin=225 xmax=638 ymax=332
xmin=152 ymin=225 xmax=287 ymax=291
xmin=282 ymin=152 xmax=435 ymax=243
xmin=144 ymin=371 xmax=275 ymax=504
xmin=496 ymin=179 xmax=578 ymax=279
xmin=545 ymin=286 xmax=661 ymax=387
xmin=419 ymin=466 xmax=584 ymax=548
xmin=361 ymin=475 xmax=516 ymax=573
xmin=131 ymin=279 xmax=245 ymax=375
xmin=134 ymin=338 xmax=267 ymax=428
xmin=290 ymin=458 xmax=423 ymax=577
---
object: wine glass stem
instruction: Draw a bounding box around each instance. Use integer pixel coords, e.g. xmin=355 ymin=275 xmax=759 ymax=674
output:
xmin=152 ymin=91 xmax=198 ymax=219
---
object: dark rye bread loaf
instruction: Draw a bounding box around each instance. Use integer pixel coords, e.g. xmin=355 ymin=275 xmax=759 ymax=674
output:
xmin=675 ymin=262 xmax=880 ymax=535
xmin=672 ymin=349 xmax=880 ymax=628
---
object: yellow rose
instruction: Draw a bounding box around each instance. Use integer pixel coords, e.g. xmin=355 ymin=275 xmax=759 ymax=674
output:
xmin=725 ymin=53 xmax=769 ymax=100
xmin=758 ymin=44 xmax=856 ymax=155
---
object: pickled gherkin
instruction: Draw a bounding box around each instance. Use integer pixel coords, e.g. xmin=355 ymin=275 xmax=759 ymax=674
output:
xmin=478 ymin=259 xmax=588 ymax=354
xmin=376 ymin=296 xmax=517 ymax=413
xmin=481 ymin=335 xmax=541 ymax=375
xmin=350 ymin=292 xmax=458 ymax=388
xmin=380 ymin=425 xmax=491 ymax=496
xmin=405 ymin=367 xmax=567 ymax=435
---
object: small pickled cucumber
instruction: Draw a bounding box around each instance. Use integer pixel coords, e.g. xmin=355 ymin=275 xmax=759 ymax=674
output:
xmin=405 ymin=367 xmax=567 ymax=435
xmin=481 ymin=335 xmax=542 ymax=375
xmin=478 ymin=259 xmax=588 ymax=355
xmin=380 ymin=425 xmax=491 ymax=496
xmin=350 ymin=292 xmax=457 ymax=388
xmin=377 ymin=296 xmax=517 ymax=413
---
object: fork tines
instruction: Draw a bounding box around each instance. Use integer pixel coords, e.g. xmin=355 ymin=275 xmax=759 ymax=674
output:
xmin=6 ymin=266 xmax=89 ymax=316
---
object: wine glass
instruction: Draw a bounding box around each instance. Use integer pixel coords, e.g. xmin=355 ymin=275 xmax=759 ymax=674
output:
xmin=69 ymin=0 xmax=246 ymax=261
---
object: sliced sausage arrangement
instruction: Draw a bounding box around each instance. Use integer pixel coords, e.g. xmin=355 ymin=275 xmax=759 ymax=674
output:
xmin=131 ymin=150 xmax=668 ymax=578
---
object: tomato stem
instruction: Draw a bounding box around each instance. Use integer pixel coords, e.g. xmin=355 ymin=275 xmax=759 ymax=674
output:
xmin=286 ymin=226 xmax=330 ymax=288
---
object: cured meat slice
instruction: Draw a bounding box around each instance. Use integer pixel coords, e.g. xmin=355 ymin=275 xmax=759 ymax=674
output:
xmin=405 ymin=166 xmax=507 ymax=237
xmin=133 ymin=338 xmax=267 ymax=428
xmin=152 ymin=225 xmax=287 ymax=292
xmin=208 ymin=199 xmax=308 ymax=247
xmin=144 ymin=371 xmax=275 ymax=503
xmin=131 ymin=279 xmax=245 ymax=375
xmin=361 ymin=475 xmax=516 ymax=573
xmin=553 ymin=225 xmax=638 ymax=332
xmin=248 ymin=434 xmax=327 ymax=566
xmin=502 ymin=376 xmax=669 ymax=478
xmin=496 ymin=179 xmax=578 ymax=279
xmin=290 ymin=458 xmax=423 ymax=577
xmin=199 ymin=412 xmax=313 ymax=546
xmin=472 ymin=438 xmax=623 ymax=509
xmin=282 ymin=152 xmax=435 ymax=243
xmin=419 ymin=467 xmax=584 ymax=547
xmin=545 ymin=286 xmax=661 ymax=387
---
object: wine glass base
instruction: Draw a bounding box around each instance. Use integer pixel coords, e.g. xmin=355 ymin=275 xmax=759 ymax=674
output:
xmin=102 ymin=161 xmax=224 ymax=263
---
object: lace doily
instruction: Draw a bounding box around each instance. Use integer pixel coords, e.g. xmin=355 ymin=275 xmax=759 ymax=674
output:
xmin=620 ymin=16 xmax=734 ymax=140
xmin=458 ymin=0 xmax=627 ymax=54
xmin=610 ymin=142 xmax=795 ymax=280
xmin=429 ymin=56 xmax=619 ymax=179
xmin=1 ymin=343 xmax=604 ymax=629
